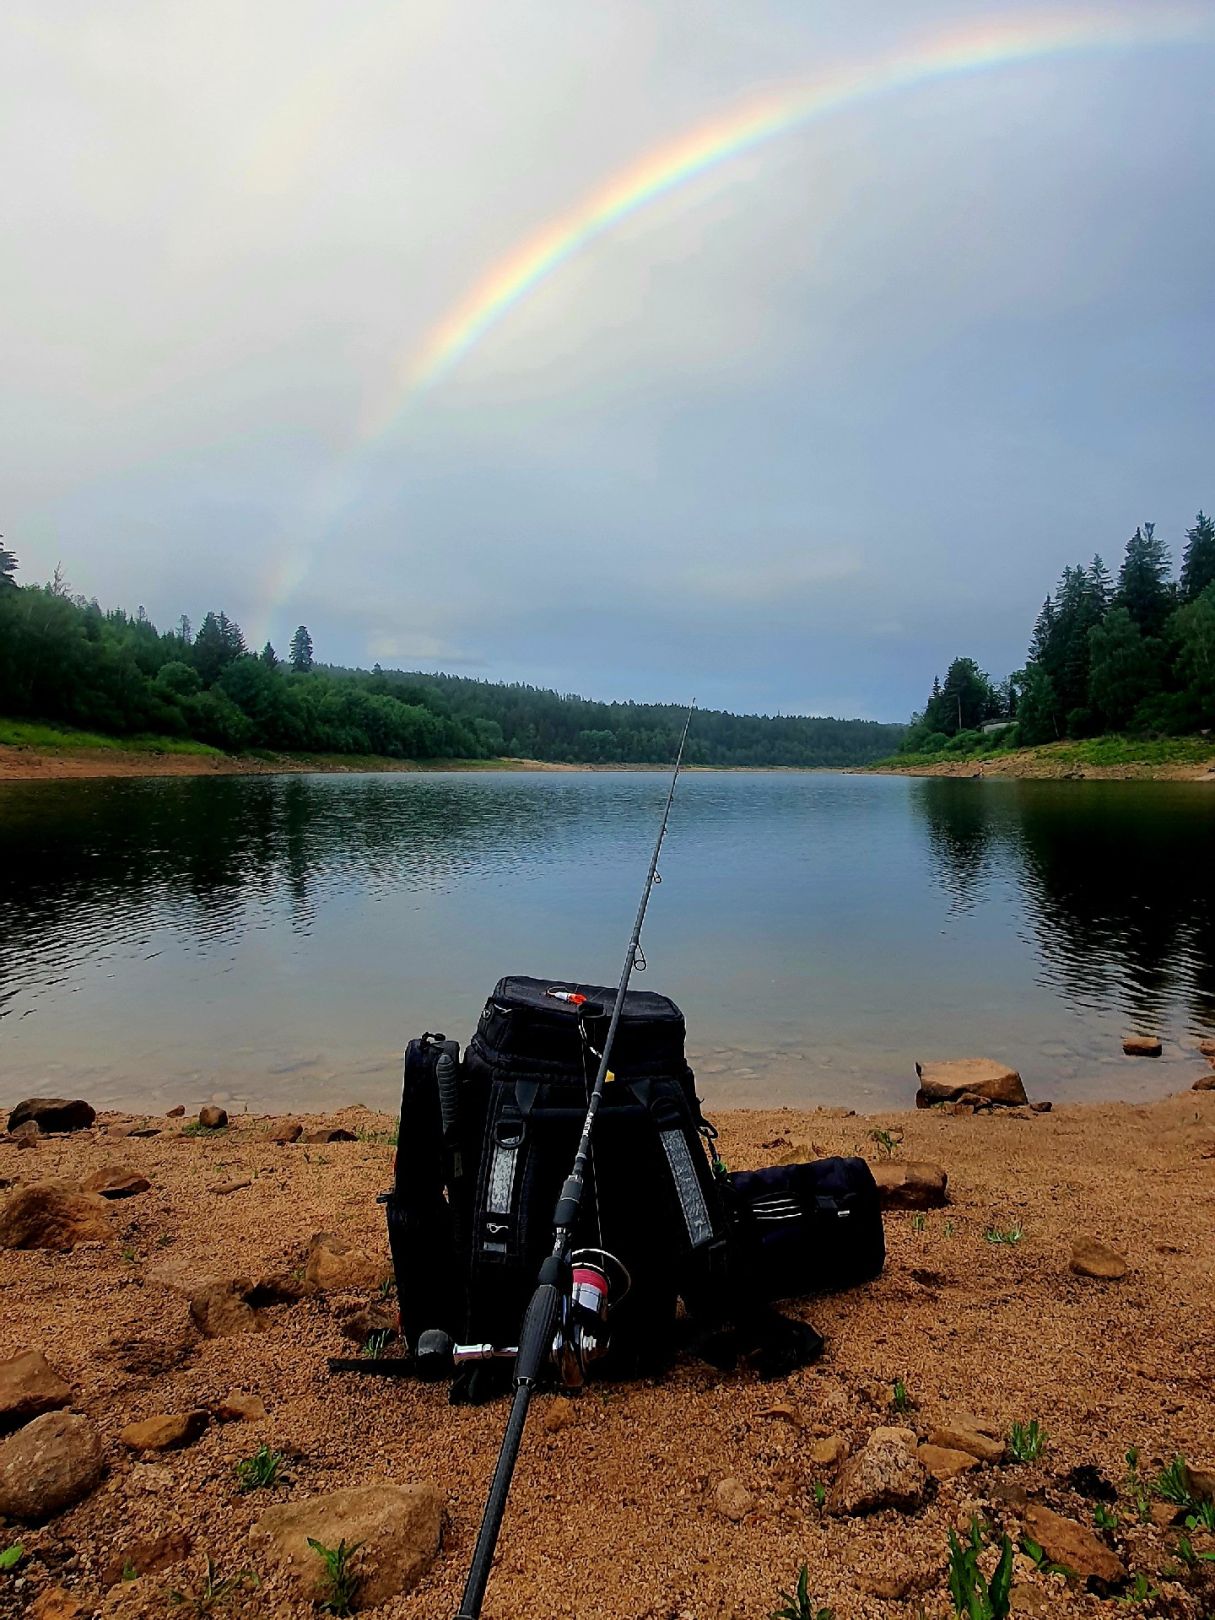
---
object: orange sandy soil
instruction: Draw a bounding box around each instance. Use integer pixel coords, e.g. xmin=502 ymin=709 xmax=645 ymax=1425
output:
xmin=0 ymin=747 xmax=566 ymax=783
xmin=867 ymin=754 xmax=1215 ymax=783
xmin=3 ymin=1091 xmax=1215 ymax=1620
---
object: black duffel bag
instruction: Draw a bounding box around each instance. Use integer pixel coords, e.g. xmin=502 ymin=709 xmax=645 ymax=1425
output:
xmin=724 ymin=1156 xmax=885 ymax=1303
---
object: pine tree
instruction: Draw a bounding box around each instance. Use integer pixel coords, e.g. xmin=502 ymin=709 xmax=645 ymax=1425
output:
xmin=260 ymin=642 xmax=279 ymax=669
xmin=194 ymin=611 xmax=245 ymax=684
xmin=1087 ymin=605 xmax=1160 ymax=730
xmin=1116 ymin=522 xmax=1173 ymax=636
xmin=289 ymin=625 xmax=314 ymax=673
xmin=0 ymin=539 xmax=17 ymax=590
xmin=177 ymin=614 xmax=192 ymax=643
xmin=1089 ymin=554 xmax=1113 ymax=611
xmin=1179 ymin=511 xmax=1215 ymax=604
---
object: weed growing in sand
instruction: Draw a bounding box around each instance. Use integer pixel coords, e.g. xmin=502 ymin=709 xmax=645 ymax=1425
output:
xmin=891 ymin=1377 xmax=913 ymax=1413
xmin=912 ymin=1214 xmax=927 ymax=1233
xmin=308 ymin=1538 xmax=362 ymax=1617
xmin=1008 ymin=1420 xmax=1046 ymax=1463
xmin=1186 ymin=1498 xmax=1215 ymax=1534
xmin=812 ymin=1482 xmax=827 ymax=1508
xmin=1155 ymin=1455 xmax=1197 ymax=1506
xmin=122 ymin=1559 xmax=138 ymax=1581
xmin=169 ymin=1555 xmax=255 ymax=1614
xmin=181 ymin=1120 xmax=228 ymax=1137
xmin=769 ymin=1564 xmax=833 ymax=1620
xmin=868 ymin=1128 xmax=899 ymax=1159
xmin=944 ymin=1219 xmax=955 ymax=1237
xmin=983 ymin=1223 xmax=1023 ymax=1246
xmin=1021 ymin=1536 xmax=1074 ymax=1580
xmin=234 ymin=1445 xmax=285 ymax=1493
xmin=120 ymin=1246 xmax=137 ymax=1263
xmin=0 ymin=1545 xmax=23 ymax=1572
xmin=362 ymin=1330 xmax=391 ymax=1360
xmin=357 ymin=1125 xmax=398 ymax=1146
xmin=377 ymin=1276 xmax=396 ymax=1301
xmin=1124 ymin=1449 xmax=1153 ymax=1522
xmin=1178 ymin=1533 xmax=1215 ymax=1567
xmin=947 ymin=1518 xmax=1013 ymax=1619
xmin=1119 ymin=1572 xmax=1159 ymax=1607
xmin=1093 ymin=1502 xmax=1119 ymax=1531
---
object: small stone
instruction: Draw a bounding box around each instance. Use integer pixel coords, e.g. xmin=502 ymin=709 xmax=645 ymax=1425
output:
xmin=1184 ymin=1463 xmax=1215 ymax=1502
xmin=1150 ymin=1500 xmax=1180 ymax=1527
xmin=928 ymin=1417 xmax=1004 ymax=1464
xmin=914 ymin=1059 xmax=1027 ymax=1108
xmin=918 ymin=1443 xmax=980 ymax=1481
xmin=757 ymin=1402 xmax=799 ymax=1425
xmin=341 ymin=1304 xmax=397 ymax=1344
xmin=301 ymin=1128 xmax=357 ymax=1143
xmin=1193 ymin=1074 xmax=1215 ymax=1092
xmin=254 ymin=1482 xmax=443 ymax=1606
xmin=543 ymin=1397 xmax=577 ymax=1434
xmin=1029 ymin=1100 xmax=1052 ymax=1113
xmin=119 ymin=1411 xmax=209 ymax=1452
xmin=80 ymin=1167 xmax=151 ymax=1199
xmin=1009 ymin=1585 xmax=1048 ymax=1614
xmin=987 ymin=1479 xmax=1030 ymax=1510
xmin=189 ymin=1280 xmax=264 ymax=1338
xmin=1021 ymin=1503 xmax=1125 ymax=1587
xmin=102 ymin=1529 xmax=193 ymax=1587
xmin=1122 ymin=1034 xmax=1162 ymax=1057
xmin=1200 ymin=1039 xmax=1215 ymax=1060
xmin=7 ymin=1098 xmax=96 ymax=1134
xmin=715 ymin=1477 xmax=754 ymax=1521
xmin=0 ymin=1348 xmax=72 ymax=1432
xmin=166 ymin=1105 xmax=186 ymax=1117
xmin=870 ymin=1161 xmax=948 ymax=1209
xmin=828 ymin=1426 xmax=927 ymax=1516
xmin=197 ymin=1106 xmax=228 ymax=1129
xmin=305 ymin=1232 xmax=385 ymax=1292
xmin=216 ymin=1392 xmax=267 ymax=1422
xmin=1069 ymin=1237 xmax=1129 ymax=1280
xmin=807 ymin=1434 xmax=848 ymax=1467
xmin=208 ymin=1179 xmax=251 ymax=1195
xmin=269 ymin=1120 xmax=304 ymax=1144
xmin=13 ymin=1120 xmax=39 ymax=1148
xmin=0 ymin=1411 xmax=104 ymax=1521
xmin=0 ymin=1181 xmax=112 ymax=1251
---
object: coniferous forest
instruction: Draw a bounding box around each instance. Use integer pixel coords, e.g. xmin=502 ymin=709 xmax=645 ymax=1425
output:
xmin=901 ymin=513 xmax=1215 ymax=755
xmin=0 ymin=548 xmax=902 ymax=767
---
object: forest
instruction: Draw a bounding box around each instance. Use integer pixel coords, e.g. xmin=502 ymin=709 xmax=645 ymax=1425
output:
xmin=0 ymin=548 xmax=902 ymax=767
xmin=901 ymin=512 xmax=1215 ymax=756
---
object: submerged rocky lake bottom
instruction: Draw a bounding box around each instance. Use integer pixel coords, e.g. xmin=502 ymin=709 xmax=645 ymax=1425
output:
xmin=1 ymin=769 xmax=1212 ymax=1115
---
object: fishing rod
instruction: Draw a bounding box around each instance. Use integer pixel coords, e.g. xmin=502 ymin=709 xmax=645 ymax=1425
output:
xmin=454 ymin=704 xmax=695 ymax=1620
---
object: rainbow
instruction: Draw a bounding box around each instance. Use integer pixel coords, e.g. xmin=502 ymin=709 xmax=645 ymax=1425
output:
xmin=388 ymin=5 xmax=1209 ymax=409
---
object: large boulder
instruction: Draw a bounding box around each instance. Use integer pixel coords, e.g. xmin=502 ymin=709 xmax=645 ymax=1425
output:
xmin=80 ymin=1166 xmax=151 ymax=1199
xmin=0 ymin=1411 xmax=104 ymax=1520
xmin=0 ymin=1182 xmax=112 ymax=1250
xmin=7 ymin=1099 xmax=95 ymax=1134
xmin=1021 ymin=1503 xmax=1125 ymax=1588
xmin=253 ymin=1482 xmax=443 ymax=1607
xmin=0 ymin=1348 xmax=72 ymax=1433
xmin=914 ymin=1059 xmax=1027 ymax=1108
xmin=870 ymin=1161 xmax=948 ymax=1209
xmin=827 ymin=1426 xmax=928 ymax=1516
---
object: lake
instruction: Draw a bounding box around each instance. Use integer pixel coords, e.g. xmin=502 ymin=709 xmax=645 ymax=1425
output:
xmin=1 ymin=770 xmax=1212 ymax=1116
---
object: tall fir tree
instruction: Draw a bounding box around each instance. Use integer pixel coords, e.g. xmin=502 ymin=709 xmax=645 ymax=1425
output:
xmin=1179 ymin=510 xmax=1215 ymax=604
xmin=289 ymin=625 xmax=314 ymax=673
xmin=260 ymin=642 xmax=279 ymax=669
xmin=1115 ymin=522 xmax=1174 ymax=637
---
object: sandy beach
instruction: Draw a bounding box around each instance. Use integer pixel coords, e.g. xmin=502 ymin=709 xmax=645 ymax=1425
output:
xmin=3 ymin=1085 xmax=1214 ymax=1620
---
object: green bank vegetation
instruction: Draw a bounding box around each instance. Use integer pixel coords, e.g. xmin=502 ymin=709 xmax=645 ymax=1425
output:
xmin=888 ymin=512 xmax=1215 ymax=764
xmin=0 ymin=548 xmax=902 ymax=768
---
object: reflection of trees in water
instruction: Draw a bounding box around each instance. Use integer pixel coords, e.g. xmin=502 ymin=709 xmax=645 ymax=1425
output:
xmin=0 ymin=775 xmax=629 ymax=1005
xmin=912 ymin=780 xmax=1215 ymax=1029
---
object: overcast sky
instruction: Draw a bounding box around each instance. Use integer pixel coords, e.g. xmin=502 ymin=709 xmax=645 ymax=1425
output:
xmin=2 ymin=1 xmax=1212 ymax=721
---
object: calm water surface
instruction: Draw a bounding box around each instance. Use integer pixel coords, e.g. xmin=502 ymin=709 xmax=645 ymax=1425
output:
xmin=1 ymin=770 xmax=1212 ymax=1114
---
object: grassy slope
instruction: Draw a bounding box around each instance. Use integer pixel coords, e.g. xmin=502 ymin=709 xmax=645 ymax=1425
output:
xmin=0 ymin=718 xmax=223 ymax=757
xmin=873 ymin=734 xmax=1215 ymax=772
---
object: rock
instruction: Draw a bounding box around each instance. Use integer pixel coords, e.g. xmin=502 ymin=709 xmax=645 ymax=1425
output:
xmin=166 ymin=1105 xmax=186 ymax=1117
xmin=1069 ymin=1237 xmax=1129 ymax=1280
xmin=80 ymin=1167 xmax=151 ymax=1199
xmin=0 ymin=1348 xmax=72 ymax=1432
xmin=757 ymin=1402 xmax=799 ymax=1425
xmin=217 ymin=1392 xmax=267 ymax=1422
xmin=1009 ymin=1585 xmax=1048 ymax=1614
xmin=1122 ymin=1034 xmax=1162 ymax=1057
xmin=254 ymin=1482 xmax=443 ymax=1607
xmin=118 ymin=1410 xmax=209 ymax=1452
xmin=208 ymin=1179 xmax=251 ymax=1195
xmin=1200 ymin=1039 xmax=1215 ymax=1060
xmin=808 ymin=1434 xmax=848 ymax=1467
xmin=1029 ymin=1100 xmax=1053 ymax=1113
xmin=715 ymin=1477 xmax=754 ymax=1521
xmin=987 ymin=1479 xmax=1029 ymax=1511
xmin=917 ymin=1443 xmax=980 ymax=1481
xmin=14 ymin=1120 xmax=39 ymax=1149
xmin=543 ymin=1396 xmax=577 ymax=1434
xmin=269 ymin=1120 xmax=303 ymax=1144
xmin=102 ymin=1529 xmax=194 ymax=1586
xmin=1184 ymin=1463 xmax=1215 ymax=1502
xmin=928 ymin=1416 xmax=1004 ymax=1464
xmin=196 ymin=1106 xmax=228 ymax=1129
xmin=1150 ymin=1499 xmax=1180 ymax=1528
xmin=1021 ymin=1503 xmax=1125 ymax=1587
xmin=827 ymin=1426 xmax=928 ymax=1516
xmin=31 ymin=1587 xmax=86 ymax=1620
xmin=870 ymin=1161 xmax=948 ymax=1210
xmin=341 ymin=1304 xmax=398 ymax=1345
xmin=0 ymin=1182 xmax=112 ymax=1251
xmin=1193 ymin=1073 xmax=1215 ymax=1091
xmin=305 ymin=1232 xmax=384 ymax=1292
xmin=189 ymin=1280 xmax=264 ymax=1338
xmin=302 ymin=1128 xmax=357 ymax=1144
xmin=7 ymin=1098 xmax=96 ymax=1134
xmin=0 ymin=1411 xmax=104 ymax=1521
xmin=914 ymin=1059 xmax=1028 ymax=1108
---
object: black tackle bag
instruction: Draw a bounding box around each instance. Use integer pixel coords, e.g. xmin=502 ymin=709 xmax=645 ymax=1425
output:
xmin=724 ymin=1157 xmax=885 ymax=1303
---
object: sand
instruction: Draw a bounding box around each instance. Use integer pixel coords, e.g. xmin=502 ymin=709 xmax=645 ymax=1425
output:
xmin=2 ymin=1091 xmax=1214 ymax=1619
